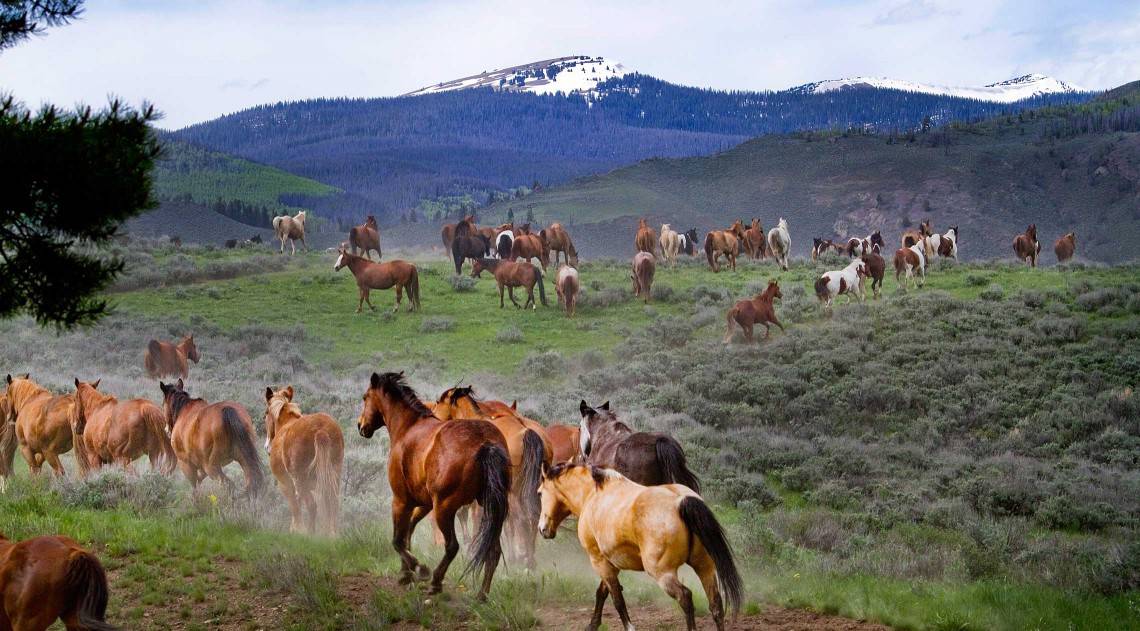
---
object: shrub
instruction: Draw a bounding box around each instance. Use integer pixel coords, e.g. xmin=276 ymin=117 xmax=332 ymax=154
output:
xmin=650 ymin=284 xmax=674 ymax=302
xmin=965 ymin=273 xmax=991 ymax=287
xmin=419 ymin=317 xmax=455 ymax=333
xmin=448 ymin=274 xmax=477 ymax=292
xmin=494 ymin=324 xmax=524 ymax=343
xmin=518 ymin=350 xmax=563 ymax=379
xmin=579 ymin=287 xmax=626 ymax=308
xmin=979 ymin=283 xmax=1004 ymax=301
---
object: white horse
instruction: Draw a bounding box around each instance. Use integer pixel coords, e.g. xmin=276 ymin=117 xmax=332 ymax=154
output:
xmin=659 ymin=224 xmax=680 ymax=267
xmin=272 ymin=210 xmax=307 ymax=254
xmin=767 ymin=218 xmax=791 ymax=271
xmin=815 ymin=258 xmax=867 ymax=307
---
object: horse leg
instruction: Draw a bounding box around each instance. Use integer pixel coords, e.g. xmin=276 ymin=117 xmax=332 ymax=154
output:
xmin=587 ymin=580 xmax=610 ymax=631
xmin=428 ymin=500 xmax=462 ymax=595
xmin=277 ymin=473 xmax=304 ymax=533
xmin=692 ymin=555 xmax=726 ymax=631
xmin=592 ymin=560 xmax=633 ymax=631
xmin=391 ymin=499 xmax=423 ymax=585
xmin=44 ymin=451 xmax=66 ymax=477
xmin=298 ymin=485 xmax=318 ymax=534
xmin=656 ymin=572 xmax=696 ymax=631
xmin=19 ymin=444 xmax=39 ymax=475
xmin=508 ymin=286 xmax=521 ymax=308
xmin=744 ymin=322 xmax=755 ymax=344
xmin=205 ymin=462 xmax=236 ymax=495
xmin=499 ymin=284 xmax=506 ymax=309
xmin=527 ymin=285 xmax=536 ymax=310
xmin=364 ymin=288 xmax=377 ymax=311
xmin=356 ymin=288 xmax=365 ymax=313
xmin=393 ymin=285 xmax=403 ymax=313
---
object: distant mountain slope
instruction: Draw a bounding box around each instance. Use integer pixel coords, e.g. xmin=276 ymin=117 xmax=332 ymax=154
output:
xmin=793 ymin=73 xmax=1078 ymax=102
xmin=405 ymin=55 xmax=628 ymax=97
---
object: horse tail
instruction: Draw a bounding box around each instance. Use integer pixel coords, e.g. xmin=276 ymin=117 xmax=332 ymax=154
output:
xmin=678 ymin=496 xmax=743 ymax=618
xmin=272 ymin=216 xmax=284 ymax=234
xmin=704 ymin=233 xmax=715 ymax=266
xmin=520 ymin=429 xmax=544 ymax=528
xmin=0 ymin=412 xmax=17 ymax=486
xmin=221 ymin=407 xmax=264 ymax=495
xmin=64 ymin=548 xmax=119 ymax=631
xmin=313 ymin=429 xmax=341 ymax=536
xmin=140 ymin=404 xmax=176 ymax=475
xmin=408 ymin=267 xmax=421 ymax=310
xmin=814 ymin=275 xmax=829 ymax=301
xmin=536 ymin=268 xmax=548 ymax=306
xmin=144 ymin=340 xmax=161 ymax=377
xmin=655 ymin=436 xmax=700 ymax=493
xmin=465 ymin=442 xmax=510 ymax=582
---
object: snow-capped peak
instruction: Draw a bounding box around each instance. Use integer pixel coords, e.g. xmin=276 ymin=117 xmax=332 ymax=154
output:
xmin=792 ymin=73 xmax=1079 ymax=103
xmin=405 ymin=56 xmax=630 ymax=98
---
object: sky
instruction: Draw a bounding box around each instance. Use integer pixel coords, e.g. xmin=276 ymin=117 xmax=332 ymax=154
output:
xmin=1 ymin=0 xmax=1137 ymax=129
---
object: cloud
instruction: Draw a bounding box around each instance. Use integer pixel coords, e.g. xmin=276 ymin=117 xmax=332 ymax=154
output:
xmin=873 ymin=0 xmax=960 ymax=26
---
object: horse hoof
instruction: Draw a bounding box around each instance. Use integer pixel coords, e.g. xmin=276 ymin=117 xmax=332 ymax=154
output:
xmin=398 ymin=573 xmax=415 ymax=586
xmin=416 ymin=565 xmax=432 ymax=581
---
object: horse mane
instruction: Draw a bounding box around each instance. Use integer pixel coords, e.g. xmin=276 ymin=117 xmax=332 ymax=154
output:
xmin=547 ymin=462 xmax=611 ymax=489
xmin=267 ymin=394 xmax=301 ymax=423
xmin=375 ymin=372 xmax=433 ymax=418
xmin=165 ymin=388 xmax=199 ymax=426
xmin=5 ymin=378 xmax=47 ymax=407
xmin=445 ymin=386 xmax=481 ymax=413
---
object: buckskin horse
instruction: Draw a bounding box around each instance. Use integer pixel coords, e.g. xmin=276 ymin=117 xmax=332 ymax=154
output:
xmin=767 ymin=218 xmax=791 ymax=271
xmin=578 ymin=400 xmax=700 ymax=492
xmin=724 ymin=279 xmax=784 ymax=343
xmin=538 ymin=463 xmax=742 ymax=631
xmin=357 ymin=372 xmax=511 ymax=598
xmin=349 ymin=215 xmax=382 ymax=260
xmin=1013 ymin=224 xmax=1041 ymax=267
xmin=334 ymin=247 xmax=421 ymax=313
xmin=272 ymin=210 xmax=308 ymax=254
xmin=1055 ymin=232 xmax=1076 ymax=263
xmin=71 ymin=380 xmax=174 ymax=476
xmin=471 ymin=258 xmax=548 ymax=309
xmin=3 ymin=375 xmax=74 ymax=477
xmin=541 ymin=222 xmax=578 ymax=267
xmin=144 ymin=335 xmax=200 ymax=380
xmin=264 ymin=386 xmax=344 ymax=535
xmin=0 ymin=533 xmax=119 ymax=631
xmin=635 ymin=218 xmax=657 ymax=257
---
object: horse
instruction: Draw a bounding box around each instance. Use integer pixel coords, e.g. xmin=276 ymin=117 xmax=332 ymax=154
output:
xmin=659 ymin=224 xmax=680 ymax=267
xmin=272 ymin=210 xmax=307 ymax=254
xmin=812 ymin=238 xmax=838 ymax=261
xmin=144 ymin=335 xmax=199 ymax=380
xmin=703 ymin=221 xmax=744 ymax=272
xmin=538 ymin=464 xmax=742 ymax=631
xmin=0 ymin=533 xmax=118 ymax=631
xmin=631 ymin=252 xmax=655 ymax=303
xmin=0 ymin=393 xmax=15 ymax=492
xmin=1013 ymin=224 xmax=1041 ymax=267
xmin=930 ymin=226 xmax=959 ymax=261
xmin=680 ymin=228 xmax=699 ymax=256
xmin=224 ymin=239 xmax=238 ymax=249
xmin=71 ymin=379 xmax=174 ymax=476
xmin=358 ymin=372 xmax=510 ymax=597
xmin=334 ymin=247 xmax=421 ymax=313
xmin=249 ymin=234 xmax=263 ymax=244
xmin=1055 ymin=232 xmax=1076 ymax=263
xmin=556 ymin=264 xmax=580 ymax=318
xmin=635 ymin=218 xmax=658 ymax=257
xmin=471 ymin=258 xmax=547 ymax=309
xmin=861 ymin=249 xmax=886 ymax=299
xmin=893 ymin=242 xmax=926 ymax=290
xmin=479 ymin=223 xmax=509 ymax=247
xmin=742 ymin=218 xmax=766 ymax=260
xmin=3 ymin=375 xmax=75 ymax=477
xmin=263 ymin=386 xmax=344 ymax=535
xmin=159 ymin=380 xmax=263 ymax=496
xmin=578 ymin=400 xmax=700 ymax=492
xmin=349 ymin=215 xmax=382 ymax=260
xmin=545 ymin=424 xmax=581 ymax=464
xmin=767 ymin=218 xmax=791 ymax=271
xmin=724 ymin=280 xmax=784 ymax=343
xmin=815 ymin=258 xmax=868 ymax=308
xmin=846 ymin=230 xmax=884 ymax=257
xmin=901 ymin=219 xmax=934 ymax=259
xmin=542 ymin=223 xmax=578 ymax=267
xmin=511 ymin=233 xmax=549 ymax=269
xmin=496 ymin=229 xmax=515 ymax=260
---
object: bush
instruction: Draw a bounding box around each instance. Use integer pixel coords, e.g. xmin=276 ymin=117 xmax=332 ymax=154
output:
xmin=494 ymin=324 xmax=524 ymax=343
xmin=979 ymin=283 xmax=1004 ymax=301
xmin=965 ymin=273 xmax=992 ymax=287
xmin=650 ymin=284 xmax=674 ymax=302
xmin=448 ymin=274 xmax=477 ymax=292
xmin=518 ymin=350 xmax=563 ymax=379
xmin=419 ymin=317 xmax=455 ymax=333
xmin=579 ymin=287 xmax=626 ymax=308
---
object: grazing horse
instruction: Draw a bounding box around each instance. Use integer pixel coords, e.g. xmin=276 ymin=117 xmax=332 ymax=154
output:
xmin=815 ymin=258 xmax=868 ymax=308
xmin=496 ymin=229 xmax=515 ymax=260
xmin=539 ymin=464 xmax=742 ymax=631
xmin=349 ymin=215 xmax=382 ymax=260
xmin=3 ymin=375 xmax=74 ymax=477
xmin=724 ymin=280 xmax=784 ymax=343
xmin=556 ymin=264 xmax=580 ymax=318
xmin=144 ymin=335 xmax=199 ymax=380
xmin=703 ymin=221 xmax=744 ymax=272
xmin=893 ymin=243 xmax=926 ymax=290
xmin=742 ymin=218 xmax=766 ymax=260
xmin=545 ymin=424 xmax=581 ymax=464
xmin=542 ymin=222 xmax=578 ymax=266
xmin=680 ymin=228 xmax=700 ymax=256
xmin=511 ymin=233 xmax=549 ymax=269
xmin=334 ymin=248 xmax=421 ymax=313
xmin=578 ymin=400 xmax=700 ymax=492
xmin=160 ymin=380 xmax=263 ymax=496
xmin=767 ymin=218 xmax=791 ymax=271
xmin=631 ymin=252 xmax=655 ymax=303
xmin=634 ymin=218 xmax=658 ymax=257
xmin=659 ymin=224 xmax=681 ymax=267
xmin=0 ymin=533 xmax=118 ymax=631
xmin=812 ymin=238 xmax=837 ymax=261
xmin=1013 ymin=224 xmax=1041 ymax=267
xmin=1055 ymin=232 xmax=1076 ymax=263
xmin=357 ymin=372 xmax=510 ymax=597
xmin=71 ymin=380 xmax=174 ymax=476
xmin=861 ymin=250 xmax=886 ymax=299
xmin=472 ymin=258 xmax=547 ymax=309
xmin=272 ymin=210 xmax=307 ymax=254
xmin=263 ymin=386 xmax=344 ymax=535
xmin=0 ymin=394 xmax=15 ymax=492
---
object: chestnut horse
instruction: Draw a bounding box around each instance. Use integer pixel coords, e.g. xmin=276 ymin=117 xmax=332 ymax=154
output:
xmin=743 ymin=218 xmax=766 ymax=260
xmin=0 ymin=533 xmax=118 ymax=631
xmin=578 ymin=400 xmax=701 ymax=492
xmin=541 ymin=222 xmax=578 ymax=266
xmin=635 ymin=218 xmax=658 ymax=257
xmin=0 ymin=393 xmax=15 ymax=492
xmin=510 ymin=233 xmax=549 ymax=269
xmin=335 ymin=248 xmax=421 ymax=313
xmin=357 ymin=372 xmax=510 ymax=597
xmin=631 ymin=252 xmax=655 ymax=303
xmin=272 ymin=210 xmax=307 ymax=254
xmin=538 ymin=464 xmax=742 ymax=631
xmin=348 ymin=214 xmax=381 ymax=260
xmin=1013 ymin=224 xmax=1041 ymax=267
xmin=1055 ymin=232 xmax=1076 ymax=263
xmin=71 ymin=380 xmax=174 ymax=476
xmin=556 ymin=264 xmax=580 ymax=318
xmin=3 ymin=375 xmax=74 ymax=477
xmin=861 ymin=249 xmax=886 ymax=299
xmin=144 ymin=335 xmax=199 ymax=380
xmin=160 ymin=380 xmax=264 ymax=496
xmin=264 ymin=386 xmax=344 ymax=535
xmin=703 ymin=221 xmax=744 ymax=272
xmin=724 ymin=279 xmax=784 ymax=343
xmin=471 ymin=258 xmax=548 ymax=309
xmin=545 ymin=424 xmax=581 ymax=463
xmin=766 ymin=218 xmax=791 ymax=271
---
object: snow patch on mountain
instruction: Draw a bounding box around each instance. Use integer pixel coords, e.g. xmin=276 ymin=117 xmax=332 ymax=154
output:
xmin=792 ymin=73 xmax=1079 ymax=103
xmin=405 ymin=56 xmax=629 ymax=97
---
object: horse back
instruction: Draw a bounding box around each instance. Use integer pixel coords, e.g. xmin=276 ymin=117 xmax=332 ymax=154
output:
xmin=416 ymin=419 xmax=507 ymax=499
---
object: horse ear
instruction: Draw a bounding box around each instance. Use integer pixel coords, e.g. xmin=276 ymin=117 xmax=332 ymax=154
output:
xmin=4 ymin=374 xmax=10 ymax=385
xmin=74 ymin=377 xmax=80 ymax=388
xmin=159 ymin=381 xmax=167 ymax=393
xmin=92 ymin=379 xmax=101 ymax=390
xmin=265 ymin=387 xmax=274 ymax=402
xmin=511 ymin=400 xmax=518 ymax=410
xmin=600 ymin=401 xmax=610 ymax=411
xmin=541 ymin=460 xmax=551 ymax=478
xmin=370 ymin=372 xmax=381 ymax=388
xmin=176 ymin=378 xmax=184 ymax=389
xmin=284 ymin=386 xmax=294 ymax=400
xmin=579 ymin=400 xmax=592 ymax=416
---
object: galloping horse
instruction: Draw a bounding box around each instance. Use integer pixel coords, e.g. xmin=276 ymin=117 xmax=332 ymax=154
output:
xmin=1055 ymin=232 xmax=1076 ymax=263
xmin=579 ymin=400 xmax=700 ymax=492
xmin=901 ymin=219 xmax=934 ymax=259
xmin=1013 ymin=224 xmax=1041 ymax=267
xmin=680 ymin=228 xmax=700 ymax=256
xmin=144 ymin=335 xmax=199 ymax=380
xmin=160 ymin=380 xmax=263 ymax=496
xmin=631 ymin=252 xmax=655 ymax=302
xmin=659 ymin=224 xmax=680 ymax=267
xmin=541 ymin=223 xmax=578 ymax=266
xmin=893 ymin=242 xmax=926 ymax=290
xmin=812 ymin=238 xmax=837 ymax=261
xmin=0 ymin=533 xmax=118 ymax=631
xmin=335 ymin=247 xmax=421 ymax=313
xmin=349 ymin=215 xmax=382 ymax=260
xmin=743 ymin=218 xmax=766 ymax=260
xmin=724 ymin=280 xmax=783 ymax=343
xmin=71 ymin=380 xmax=174 ymax=475
xmin=930 ymin=226 xmax=959 ymax=260
xmin=635 ymin=218 xmax=657 ymax=257
xmin=556 ymin=264 xmax=580 ymax=318
xmin=357 ymin=372 xmax=511 ymax=597
xmin=538 ymin=464 xmax=742 ymax=631
xmin=3 ymin=375 xmax=74 ymax=476
xmin=861 ymin=249 xmax=886 ymax=299
xmin=511 ymin=233 xmax=549 ymax=269
xmin=703 ymin=221 xmax=744 ymax=272
xmin=767 ymin=218 xmax=791 ymax=271
xmin=264 ymin=386 xmax=344 ymax=535
xmin=815 ymin=258 xmax=868 ymax=307
xmin=272 ymin=210 xmax=307 ymax=254
xmin=472 ymin=258 xmax=547 ymax=309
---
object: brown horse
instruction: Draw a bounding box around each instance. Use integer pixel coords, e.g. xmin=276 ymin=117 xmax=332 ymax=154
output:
xmin=724 ymin=279 xmax=784 ymax=343
xmin=1013 ymin=224 xmax=1041 ymax=267
xmin=71 ymin=380 xmax=174 ymax=476
xmin=635 ymin=218 xmax=658 ymax=257
xmin=4 ymin=375 xmax=74 ymax=477
xmin=545 ymin=424 xmax=581 ymax=464
xmin=348 ymin=215 xmax=381 ymax=260
xmin=578 ymin=400 xmax=701 ymax=492
xmin=0 ymin=393 xmax=15 ymax=492
xmin=511 ymin=233 xmax=549 ymax=269
xmin=160 ymin=380 xmax=263 ymax=496
xmin=144 ymin=335 xmax=199 ymax=380
xmin=264 ymin=386 xmax=344 ymax=535
xmin=703 ymin=221 xmax=744 ymax=272
xmin=471 ymin=258 xmax=548 ymax=309
xmin=631 ymin=252 xmax=655 ymax=303
xmin=272 ymin=210 xmax=307 ymax=254
xmin=540 ymin=222 xmax=579 ymax=266
xmin=556 ymin=264 xmax=580 ymax=318
xmin=334 ymin=248 xmax=421 ymax=313
xmin=893 ymin=244 xmax=926 ymax=290
xmin=861 ymin=250 xmax=886 ymax=299
xmin=0 ymin=533 xmax=118 ymax=631
xmin=812 ymin=238 xmax=838 ymax=261
xmin=742 ymin=218 xmax=766 ymax=260
xmin=441 ymin=215 xmax=477 ymax=254
xmin=478 ymin=223 xmax=509 ymax=246
xmin=1055 ymin=231 xmax=1076 ymax=263
xmin=357 ymin=372 xmax=511 ymax=597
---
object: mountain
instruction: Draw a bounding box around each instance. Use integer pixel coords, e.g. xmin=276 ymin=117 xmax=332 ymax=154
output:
xmin=405 ymin=55 xmax=629 ymax=98
xmin=793 ymin=73 xmax=1079 ymax=103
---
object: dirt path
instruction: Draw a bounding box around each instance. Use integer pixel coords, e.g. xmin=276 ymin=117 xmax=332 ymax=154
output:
xmin=538 ymin=602 xmax=891 ymax=631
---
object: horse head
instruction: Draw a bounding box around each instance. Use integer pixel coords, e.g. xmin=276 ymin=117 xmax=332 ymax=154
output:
xmin=365 ymin=215 xmax=377 ymax=228
xmin=159 ymin=379 xmax=188 ymax=431
xmin=70 ymin=379 xmax=102 ymax=435
xmin=263 ymin=385 xmax=295 ymax=451
xmin=334 ymin=245 xmax=352 ymax=271
xmin=920 ymin=219 xmax=933 ymax=236
xmin=182 ymin=336 xmax=200 ymax=363
xmin=358 ymin=372 xmax=392 ymax=438
xmin=765 ymin=280 xmax=782 ymax=302
xmin=578 ymin=399 xmax=614 ymax=456
xmin=471 ymin=259 xmax=486 ymax=278
xmin=1026 ymin=224 xmax=1037 ymax=240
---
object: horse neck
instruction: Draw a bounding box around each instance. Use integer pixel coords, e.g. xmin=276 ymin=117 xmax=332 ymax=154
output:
xmin=758 ymin=285 xmax=777 ymax=303
xmin=269 ymin=398 xmax=302 ymax=434
xmin=345 ymin=254 xmax=371 ymax=275
xmin=78 ymin=388 xmax=114 ymax=415
xmin=379 ymin=398 xmax=435 ymax=444
xmin=8 ymin=380 xmax=48 ymax=412
xmin=176 ymin=339 xmax=194 ymax=355
xmin=171 ymin=396 xmax=206 ymax=427
xmin=554 ymin=470 xmax=601 ymax=515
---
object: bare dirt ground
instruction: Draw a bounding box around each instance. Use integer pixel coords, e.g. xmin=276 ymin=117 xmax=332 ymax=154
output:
xmin=537 ymin=602 xmax=893 ymax=631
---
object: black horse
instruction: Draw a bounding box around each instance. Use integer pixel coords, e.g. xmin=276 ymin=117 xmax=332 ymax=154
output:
xmin=681 ymin=228 xmax=700 ymax=256
xmin=452 ymin=228 xmax=491 ymax=274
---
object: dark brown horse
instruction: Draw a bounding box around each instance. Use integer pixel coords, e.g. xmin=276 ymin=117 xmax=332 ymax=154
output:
xmin=472 ymin=258 xmax=547 ymax=309
xmin=635 ymin=218 xmax=658 ymax=257
xmin=1054 ymin=232 xmax=1076 ymax=263
xmin=334 ymin=248 xmax=421 ymax=313
xmin=441 ymin=215 xmax=477 ymax=256
xmin=541 ymin=222 xmax=578 ymax=266
xmin=704 ymin=220 xmax=744 ymax=272
xmin=144 ymin=335 xmax=199 ymax=380
xmin=1013 ymin=224 xmax=1041 ymax=267
xmin=357 ymin=372 xmax=511 ymax=597
xmin=0 ymin=533 xmax=118 ymax=631
xmin=578 ymin=400 xmax=701 ymax=492
xmin=724 ymin=279 xmax=784 ymax=343
xmin=861 ymin=250 xmax=886 ymax=299
xmin=511 ymin=233 xmax=549 ymax=269
xmin=742 ymin=218 xmax=766 ymax=260
xmin=349 ymin=215 xmax=381 ymax=260
xmin=631 ymin=252 xmax=655 ymax=303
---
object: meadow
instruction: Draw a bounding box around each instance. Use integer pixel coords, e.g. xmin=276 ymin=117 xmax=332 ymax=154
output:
xmin=1 ymin=242 xmax=1137 ymax=630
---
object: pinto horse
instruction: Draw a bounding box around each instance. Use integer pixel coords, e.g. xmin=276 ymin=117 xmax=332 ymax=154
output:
xmin=335 ymin=248 xmax=421 ymax=313
xmin=556 ymin=264 xmax=580 ymax=318
xmin=634 ymin=218 xmax=658 ymax=257
xmin=496 ymin=229 xmax=515 ymax=260
xmin=579 ymin=400 xmax=700 ymax=492
xmin=272 ymin=210 xmax=307 ymax=254
xmin=541 ymin=222 xmax=578 ymax=266
xmin=3 ymin=375 xmax=74 ymax=477
xmin=71 ymin=380 xmax=174 ymax=476
xmin=861 ymin=250 xmax=886 ymax=299
xmin=659 ymin=224 xmax=680 ymax=267
xmin=358 ymin=372 xmax=511 ymax=597
xmin=1013 ymin=224 xmax=1041 ymax=267
xmin=511 ymin=233 xmax=549 ymax=269
xmin=812 ymin=238 xmax=837 ymax=261
xmin=160 ymin=380 xmax=263 ymax=496
xmin=724 ymin=279 xmax=784 ymax=343
xmin=815 ymin=258 xmax=867 ymax=308
xmin=680 ymin=228 xmax=700 ymax=256
xmin=144 ymin=335 xmax=199 ymax=380
xmin=767 ymin=218 xmax=791 ymax=271
xmin=472 ymin=258 xmax=548 ymax=309
xmin=264 ymin=386 xmax=344 ymax=535
xmin=539 ymin=464 xmax=742 ymax=631
xmin=0 ymin=533 xmax=118 ymax=631
xmin=349 ymin=215 xmax=381 ymax=260
xmin=932 ymin=226 xmax=959 ymax=260
xmin=893 ymin=243 xmax=926 ymax=290
xmin=631 ymin=252 xmax=655 ymax=302
xmin=703 ymin=221 xmax=744 ymax=272
xmin=901 ymin=219 xmax=935 ymax=259
xmin=1055 ymin=232 xmax=1076 ymax=263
